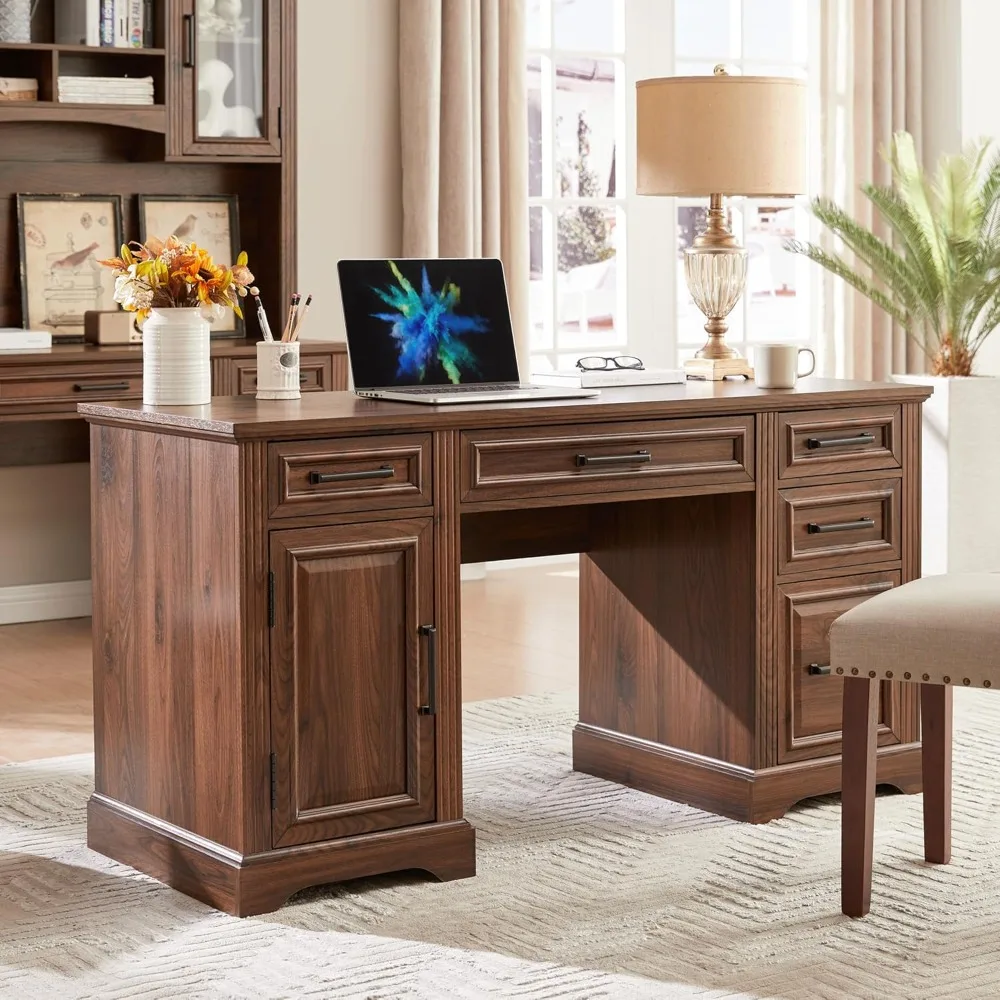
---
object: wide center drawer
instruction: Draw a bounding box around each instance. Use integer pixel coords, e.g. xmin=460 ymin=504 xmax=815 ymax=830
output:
xmin=461 ymin=416 xmax=754 ymax=503
xmin=0 ymin=365 xmax=141 ymax=407
xmin=268 ymin=434 xmax=432 ymax=518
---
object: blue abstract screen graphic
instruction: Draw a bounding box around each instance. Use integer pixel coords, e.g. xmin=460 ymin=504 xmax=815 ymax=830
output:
xmin=371 ymin=261 xmax=490 ymax=384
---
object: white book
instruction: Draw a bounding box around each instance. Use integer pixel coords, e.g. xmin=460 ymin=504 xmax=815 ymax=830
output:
xmin=54 ymin=0 xmax=101 ymax=46
xmin=0 ymin=329 xmax=53 ymax=350
xmin=127 ymin=0 xmax=143 ymax=47
xmin=113 ymin=0 xmax=129 ymax=47
xmin=531 ymin=367 xmax=686 ymax=388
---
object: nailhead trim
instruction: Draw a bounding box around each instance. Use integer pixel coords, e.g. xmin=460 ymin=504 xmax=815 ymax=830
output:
xmin=923 ymin=674 xmax=930 ymax=681
xmin=885 ymin=670 xmax=893 ymax=678
xmin=904 ymin=672 xmax=911 ymax=679
xmin=986 ymin=680 xmax=992 ymax=688
xmin=836 ymin=667 xmax=843 ymax=675
xmin=869 ymin=670 xmax=877 ymax=678
xmin=964 ymin=678 xmax=971 ymax=686
xmin=851 ymin=668 xmax=859 ymax=675
xmin=944 ymin=676 xmax=951 ymax=684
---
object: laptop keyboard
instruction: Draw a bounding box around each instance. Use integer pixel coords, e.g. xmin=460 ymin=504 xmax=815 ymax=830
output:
xmin=399 ymin=383 xmax=523 ymax=394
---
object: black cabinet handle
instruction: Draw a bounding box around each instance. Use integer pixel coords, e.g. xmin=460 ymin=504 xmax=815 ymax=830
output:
xmin=183 ymin=13 xmax=195 ymax=67
xmin=73 ymin=382 xmax=129 ymax=392
xmin=807 ymin=663 xmax=831 ymax=676
xmin=805 ymin=433 xmax=876 ymax=450
xmin=575 ymin=450 xmax=652 ymax=468
xmin=299 ymin=374 xmax=308 ymax=384
xmin=807 ymin=517 xmax=875 ymax=534
xmin=418 ymin=624 xmax=437 ymax=716
xmin=308 ymin=466 xmax=393 ymax=485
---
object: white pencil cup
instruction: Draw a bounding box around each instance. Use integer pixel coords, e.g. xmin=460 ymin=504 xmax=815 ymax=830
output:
xmin=255 ymin=341 xmax=301 ymax=400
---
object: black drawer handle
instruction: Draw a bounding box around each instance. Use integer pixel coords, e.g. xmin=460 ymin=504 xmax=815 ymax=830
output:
xmin=575 ymin=450 xmax=652 ymax=468
xmin=807 ymin=663 xmax=831 ymax=676
xmin=806 ymin=433 xmax=876 ymax=450
xmin=418 ymin=624 xmax=437 ymax=716
xmin=73 ymin=382 xmax=130 ymax=392
xmin=299 ymin=374 xmax=308 ymax=384
xmin=308 ymin=466 xmax=394 ymax=485
xmin=807 ymin=517 xmax=875 ymax=534
xmin=183 ymin=13 xmax=195 ymax=67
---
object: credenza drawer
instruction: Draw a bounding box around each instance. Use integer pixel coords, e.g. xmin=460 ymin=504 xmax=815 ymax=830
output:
xmin=778 ymin=405 xmax=901 ymax=480
xmin=461 ymin=416 xmax=754 ymax=503
xmin=268 ymin=433 xmax=432 ymax=518
xmin=778 ymin=478 xmax=901 ymax=577
xmin=0 ymin=366 xmax=141 ymax=405
xmin=777 ymin=571 xmax=902 ymax=763
xmin=234 ymin=358 xmax=333 ymax=395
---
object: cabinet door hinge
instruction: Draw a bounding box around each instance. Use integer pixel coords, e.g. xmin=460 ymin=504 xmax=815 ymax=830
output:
xmin=269 ymin=752 xmax=277 ymax=809
xmin=267 ymin=571 xmax=275 ymax=627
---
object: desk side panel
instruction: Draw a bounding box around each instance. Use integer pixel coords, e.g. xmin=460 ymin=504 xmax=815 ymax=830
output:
xmin=90 ymin=423 xmax=246 ymax=850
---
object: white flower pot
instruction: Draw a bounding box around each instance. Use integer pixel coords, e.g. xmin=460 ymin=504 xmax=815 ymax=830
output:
xmin=892 ymin=374 xmax=1000 ymax=575
xmin=142 ymin=308 xmax=211 ymax=406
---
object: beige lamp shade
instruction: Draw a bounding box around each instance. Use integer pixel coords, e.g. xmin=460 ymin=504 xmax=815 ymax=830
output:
xmin=636 ymin=75 xmax=807 ymax=197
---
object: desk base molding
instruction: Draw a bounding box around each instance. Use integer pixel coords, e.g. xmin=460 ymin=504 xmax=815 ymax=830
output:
xmin=572 ymin=724 xmax=922 ymax=823
xmin=88 ymin=794 xmax=476 ymax=917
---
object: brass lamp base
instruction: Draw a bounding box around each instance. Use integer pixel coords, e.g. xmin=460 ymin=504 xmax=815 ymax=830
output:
xmin=684 ymin=355 xmax=754 ymax=381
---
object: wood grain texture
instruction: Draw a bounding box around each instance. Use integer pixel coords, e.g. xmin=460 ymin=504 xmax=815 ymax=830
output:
xmin=921 ymin=683 xmax=952 ymax=865
xmin=578 ymin=494 xmax=757 ymax=768
xmin=776 ymin=572 xmax=901 ymax=764
xmin=898 ymin=401 xmax=923 ymax=744
xmin=90 ymin=423 xmax=246 ymax=848
xmin=841 ymin=675 xmax=880 ymax=918
xmin=755 ymin=411 xmax=778 ymax=768
xmin=433 ymin=429 xmax=464 ymax=821
xmin=269 ymin=519 xmax=436 ymax=847
xmin=88 ymin=793 xmax=475 ymax=917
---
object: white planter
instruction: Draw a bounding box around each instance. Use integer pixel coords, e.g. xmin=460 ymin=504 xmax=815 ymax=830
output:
xmin=142 ymin=308 xmax=211 ymax=406
xmin=892 ymin=374 xmax=1000 ymax=575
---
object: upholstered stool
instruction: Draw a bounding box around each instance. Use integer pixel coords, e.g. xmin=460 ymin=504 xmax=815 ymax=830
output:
xmin=830 ymin=572 xmax=1000 ymax=917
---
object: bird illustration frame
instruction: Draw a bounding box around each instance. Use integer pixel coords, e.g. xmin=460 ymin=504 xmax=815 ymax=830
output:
xmin=16 ymin=193 xmax=124 ymax=340
xmin=137 ymin=194 xmax=243 ymax=337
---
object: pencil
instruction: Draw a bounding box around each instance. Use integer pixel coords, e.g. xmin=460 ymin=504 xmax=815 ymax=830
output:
xmin=290 ymin=294 xmax=312 ymax=342
xmin=281 ymin=293 xmax=300 ymax=343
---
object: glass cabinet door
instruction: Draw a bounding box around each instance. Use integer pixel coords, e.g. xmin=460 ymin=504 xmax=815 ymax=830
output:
xmin=176 ymin=0 xmax=282 ymax=157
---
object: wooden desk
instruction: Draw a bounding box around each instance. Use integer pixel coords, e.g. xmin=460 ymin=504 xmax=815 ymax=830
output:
xmin=79 ymin=378 xmax=932 ymax=915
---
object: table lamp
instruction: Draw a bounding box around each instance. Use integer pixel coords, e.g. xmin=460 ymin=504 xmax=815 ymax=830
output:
xmin=636 ymin=67 xmax=807 ymax=380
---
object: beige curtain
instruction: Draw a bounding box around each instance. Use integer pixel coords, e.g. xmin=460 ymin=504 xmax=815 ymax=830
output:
xmin=399 ymin=0 xmax=530 ymax=372
xmin=820 ymin=0 xmax=926 ymax=379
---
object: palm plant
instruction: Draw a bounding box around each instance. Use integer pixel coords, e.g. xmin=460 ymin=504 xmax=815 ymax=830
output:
xmin=785 ymin=131 xmax=1000 ymax=376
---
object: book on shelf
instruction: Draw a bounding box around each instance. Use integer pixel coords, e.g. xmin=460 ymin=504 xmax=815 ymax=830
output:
xmin=0 ymin=329 xmax=53 ymax=351
xmin=530 ymin=367 xmax=687 ymax=388
xmin=58 ymin=75 xmax=155 ymax=105
xmin=55 ymin=0 xmax=149 ymax=48
xmin=100 ymin=0 xmax=114 ymax=45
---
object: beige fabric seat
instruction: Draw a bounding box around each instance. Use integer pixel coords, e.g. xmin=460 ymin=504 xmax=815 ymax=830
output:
xmin=830 ymin=572 xmax=1000 ymax=918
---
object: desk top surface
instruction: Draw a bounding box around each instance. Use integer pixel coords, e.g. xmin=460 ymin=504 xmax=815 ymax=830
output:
xmin=79 ymin=378 xmax=934 ymax=441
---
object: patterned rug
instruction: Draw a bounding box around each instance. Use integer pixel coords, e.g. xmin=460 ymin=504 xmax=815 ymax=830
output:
xmin=3 ymin=690 xmax=1000 ymax=999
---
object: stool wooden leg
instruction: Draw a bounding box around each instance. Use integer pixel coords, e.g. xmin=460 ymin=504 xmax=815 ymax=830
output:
xmin=842 ymin=675 xmax=879 ymax=918
xmin=921 ymin=683 xmax=952 ymax=865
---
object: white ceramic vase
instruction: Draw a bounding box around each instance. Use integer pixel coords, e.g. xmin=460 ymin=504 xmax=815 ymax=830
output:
xmin=142 ymin=308 xmax=211 ymax=406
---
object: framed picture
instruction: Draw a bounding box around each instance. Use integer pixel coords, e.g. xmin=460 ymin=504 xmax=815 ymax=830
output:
xmin=17 ymin=194 xmax=124 ymax=340
xmin=138 ymin=194 xmax=242 ymax=337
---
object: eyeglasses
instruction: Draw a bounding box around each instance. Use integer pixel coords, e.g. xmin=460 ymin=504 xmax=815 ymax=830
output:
xmin=575 ymin=355 xmax=645 ymax=371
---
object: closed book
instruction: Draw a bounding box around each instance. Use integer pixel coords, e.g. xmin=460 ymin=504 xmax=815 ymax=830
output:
xmin=113 ymin=0 xmax=129 ymax=47
xmin=100 ymin=0 xmax=114 ymax=45
xmin=142 ymin=0 xmax=154 ymax=46
xmin=0 ymin=329 xmax=53 ymax=350
xmin=530 ymin=367 xmax=686 ymax=388
xmin=55 ymin=0 xmax=101 ymax=46
xmin=127 ymin=0 xmax=143 ymax=46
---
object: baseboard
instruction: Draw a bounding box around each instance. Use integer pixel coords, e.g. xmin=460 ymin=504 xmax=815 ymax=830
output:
xmin=0 ymin=579 xmax=92 ymax=625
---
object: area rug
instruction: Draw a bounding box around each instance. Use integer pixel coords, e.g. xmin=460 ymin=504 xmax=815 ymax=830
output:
xmin=3 ymin=691 xmax=1000 ymax=999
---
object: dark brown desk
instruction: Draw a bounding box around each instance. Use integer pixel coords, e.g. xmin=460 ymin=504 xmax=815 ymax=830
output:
xmin=80 ymin=378 xmax=932 ymax=915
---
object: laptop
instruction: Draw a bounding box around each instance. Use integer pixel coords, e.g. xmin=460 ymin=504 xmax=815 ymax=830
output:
xmin=337 ymin=258 xmax=599 ymax=404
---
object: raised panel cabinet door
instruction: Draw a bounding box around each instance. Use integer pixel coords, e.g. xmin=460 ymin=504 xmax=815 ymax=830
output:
xmin=776 ymin=571 xmax=903 ymax=764
xmin=172 ymin=0 xmax=282 ymax=156
xmin=269 ymin=518 xmax=437 ymax=848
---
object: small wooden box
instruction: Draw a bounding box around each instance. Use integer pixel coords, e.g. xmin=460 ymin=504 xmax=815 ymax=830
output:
xmin=84 ymin=311 xmax=141 ymax=345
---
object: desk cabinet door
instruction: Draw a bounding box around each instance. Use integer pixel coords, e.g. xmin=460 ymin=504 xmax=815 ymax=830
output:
xmin=269 ymin=519 xmax=436 ymax=848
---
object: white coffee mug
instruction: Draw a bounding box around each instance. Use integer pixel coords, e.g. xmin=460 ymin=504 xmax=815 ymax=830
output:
xmin=753 ymin=343 xmax=816 ymax=389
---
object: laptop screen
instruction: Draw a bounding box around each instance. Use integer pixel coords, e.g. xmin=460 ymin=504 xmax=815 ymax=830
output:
xmin=338 ymin=258 xmax=521 ymax=388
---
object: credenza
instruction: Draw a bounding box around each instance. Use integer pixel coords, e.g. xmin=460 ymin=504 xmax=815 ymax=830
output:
xmin=79 ymin=378 xmax=932 ymax=915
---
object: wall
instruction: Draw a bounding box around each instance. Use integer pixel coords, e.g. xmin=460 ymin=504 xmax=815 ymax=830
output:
xmin=296 ymin=0 xmax=402 ymax=342
xmin=0 ymin=0 xmax=402 ymax=616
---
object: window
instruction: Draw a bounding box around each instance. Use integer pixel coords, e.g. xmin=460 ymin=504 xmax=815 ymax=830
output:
xmin=526 ymin=0 xmax=821 ymax=372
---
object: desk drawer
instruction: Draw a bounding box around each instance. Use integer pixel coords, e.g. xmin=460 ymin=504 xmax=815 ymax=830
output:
xmin=778 ymin=405 xmax=901 ymax=480
xmin=268 ymin=434 xmax=432 ymax=518
xmin=778 ymin=478 xmax=901 ymax=577
xmin=0 ymin=366 xmax=141 ymax=405
xmin=234 ymin=357 xmax=332 ymax=395
xmin=461 ymin=416 xmax=754 ymax=503
xmin=777 ymin=571 xmax=902 ymax=763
